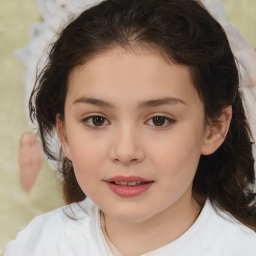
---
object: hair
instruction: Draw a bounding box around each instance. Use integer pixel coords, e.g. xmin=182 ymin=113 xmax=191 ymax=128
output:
xmin=30 ymin=0 xmax=256 ymax=229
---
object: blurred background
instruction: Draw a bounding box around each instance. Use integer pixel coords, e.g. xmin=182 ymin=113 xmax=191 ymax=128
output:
xmin=0 ymin=0 xmax=256 ymax=253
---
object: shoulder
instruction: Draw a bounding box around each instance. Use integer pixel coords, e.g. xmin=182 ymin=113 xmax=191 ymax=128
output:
xmin=4 ymin=198 xmax=106 ymax=256
xmin=198 ymin=200 xmax=256 ymax=255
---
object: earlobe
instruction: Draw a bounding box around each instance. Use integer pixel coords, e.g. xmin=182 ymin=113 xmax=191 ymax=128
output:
xmin=56 ymin=114 xmax=72 ymax=161
xmin=201 ymin=106 xmax=232 ymax=156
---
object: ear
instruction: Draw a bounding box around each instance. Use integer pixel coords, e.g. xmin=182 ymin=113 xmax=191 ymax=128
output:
xmin=56 ymin=114 xmax=72 ymax=161
xmin=201 ymin=106 xmax=232 ymax=156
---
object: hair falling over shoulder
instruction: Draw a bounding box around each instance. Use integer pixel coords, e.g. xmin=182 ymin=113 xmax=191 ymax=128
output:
xmin=29 ymin=0 xmax=256 ymax=230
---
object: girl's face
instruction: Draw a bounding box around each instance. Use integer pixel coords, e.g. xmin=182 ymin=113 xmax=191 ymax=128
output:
xmin=59 ymin=47 xmax=212 ymax=222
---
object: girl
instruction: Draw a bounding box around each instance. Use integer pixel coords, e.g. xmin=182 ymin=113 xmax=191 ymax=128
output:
xmin=5 ymin=0 xmax=256 ymax=255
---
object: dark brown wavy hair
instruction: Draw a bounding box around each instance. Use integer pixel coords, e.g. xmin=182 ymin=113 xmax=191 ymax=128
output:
xmin=30 ymin=0 xmax=256 ymax=230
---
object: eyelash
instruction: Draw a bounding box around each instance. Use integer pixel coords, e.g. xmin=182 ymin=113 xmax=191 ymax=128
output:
xmin=82 ymin=115 xmax=175 ymax=129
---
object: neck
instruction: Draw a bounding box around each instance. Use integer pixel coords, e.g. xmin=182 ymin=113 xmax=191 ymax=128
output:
xmin=103 ymin=195 xmax=201 ymax=256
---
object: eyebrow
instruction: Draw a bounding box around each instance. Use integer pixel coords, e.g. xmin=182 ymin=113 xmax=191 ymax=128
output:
xmin=139 ymin=97 xmax=185 ymax=108
xmin=73 ymin=96 xmax=185 ymax=108
xmin=73 ymin=97 xmax=115 ymax=108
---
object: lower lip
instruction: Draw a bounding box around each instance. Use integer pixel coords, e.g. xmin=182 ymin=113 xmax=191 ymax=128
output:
xmin=106 ymin=182 xmax=153 ymax=197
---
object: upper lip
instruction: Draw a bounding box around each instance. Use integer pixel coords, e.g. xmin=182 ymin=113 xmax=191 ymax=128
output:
xmin=104 ymin=176 xmax=153 ymax=182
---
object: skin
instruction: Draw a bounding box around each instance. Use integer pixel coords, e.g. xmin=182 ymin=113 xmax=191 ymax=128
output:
xmin=57 ymin=47 xmax=231 ymax=255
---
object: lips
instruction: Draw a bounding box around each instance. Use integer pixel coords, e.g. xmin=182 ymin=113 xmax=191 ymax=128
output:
xmin=104 ymin=176 xmax=154 ymax=197
xmin=111 ymin=181 xmax=147 ymax=186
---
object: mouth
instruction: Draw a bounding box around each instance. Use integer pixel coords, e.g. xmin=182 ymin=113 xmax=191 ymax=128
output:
xmin=110 ymin=181 xmax=149 ymax=187
xmin=104 ymin=176 xmax=154 ymax=197
xmin=105 ymin=175 xmax=153 ymax=185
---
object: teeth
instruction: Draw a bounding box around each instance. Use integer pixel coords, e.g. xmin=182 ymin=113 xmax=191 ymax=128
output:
xmin=113 ymin=181 xmax=146 ymax=186
xmin=128 ymin=181 xmax=137 ymax=186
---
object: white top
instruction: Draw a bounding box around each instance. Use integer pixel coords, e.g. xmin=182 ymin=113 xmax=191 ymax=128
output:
xmin=4 ymin=198 xmax=256 ymax=256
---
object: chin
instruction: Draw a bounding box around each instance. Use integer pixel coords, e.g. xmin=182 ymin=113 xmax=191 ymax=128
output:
xmin=103 ymin=205 xmax=153 ymax=223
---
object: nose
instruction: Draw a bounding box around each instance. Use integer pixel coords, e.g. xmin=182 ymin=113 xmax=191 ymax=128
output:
xmin=109 ymin=124 xmax=145 ymax=165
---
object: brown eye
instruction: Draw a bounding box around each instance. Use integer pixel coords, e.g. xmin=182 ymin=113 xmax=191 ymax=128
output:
xmin=152 ymin=116 xmax=166 ymax=126
xmin=146 ymin=116 xmax=174 ymax=127
xmin=83 ymin=115 xmax=109 ymax=127
xmin=92 ymin=116 xmax=105 ymax=126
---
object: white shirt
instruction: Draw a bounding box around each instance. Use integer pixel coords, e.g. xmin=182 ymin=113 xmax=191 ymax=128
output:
xmin=4 ymin=198 xmax=256 ymax=256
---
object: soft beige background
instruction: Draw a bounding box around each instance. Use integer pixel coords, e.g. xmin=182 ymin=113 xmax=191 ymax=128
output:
xmin=0 ymin=0 xmax=64 ymax=253
xmin=0 ymin=0 xmax=255 ymax=253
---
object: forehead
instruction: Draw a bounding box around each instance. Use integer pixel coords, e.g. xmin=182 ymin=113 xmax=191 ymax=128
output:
xmin=67 ymin=46 xmax=200 ymax=107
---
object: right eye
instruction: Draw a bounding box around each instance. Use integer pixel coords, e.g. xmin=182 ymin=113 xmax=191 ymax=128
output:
xmin=83 ymin=115 xmax=110 ymax=127
xmin=146 ymin=115 xmax=174 ymax=127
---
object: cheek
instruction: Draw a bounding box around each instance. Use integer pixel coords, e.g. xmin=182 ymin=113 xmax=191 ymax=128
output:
xmin=73 ymin=144 xmax=104 ymax=167
xmin=150 ymin=126 xmax=204 ymax=186
xmin=68 ymin=137 xmax=107 ymax=184
xmin=68 ymin=126 xmax=108 ymax=163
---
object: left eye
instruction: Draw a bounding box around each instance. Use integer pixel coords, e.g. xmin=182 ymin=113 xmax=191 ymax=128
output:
xmin=147 ymin=116 xmax=173 ymax=127
xmin=83 ymin=115 xmax=109 ymax=127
